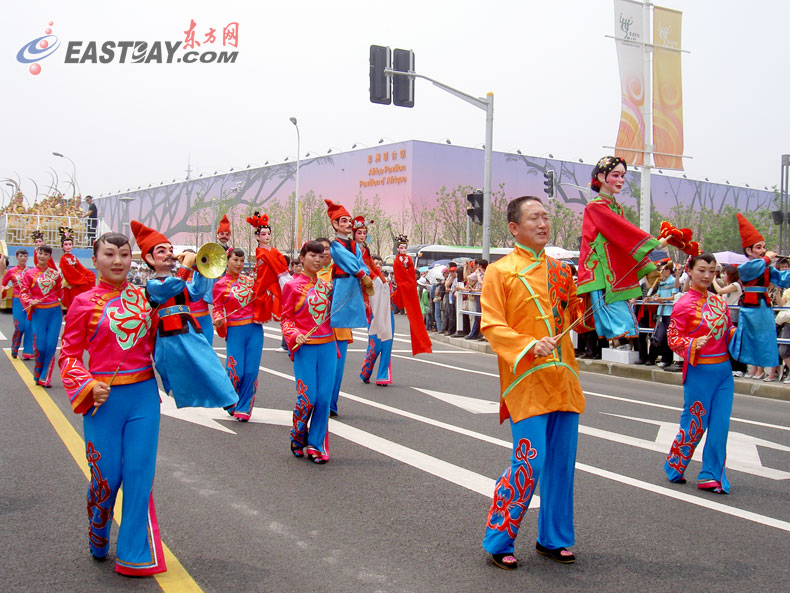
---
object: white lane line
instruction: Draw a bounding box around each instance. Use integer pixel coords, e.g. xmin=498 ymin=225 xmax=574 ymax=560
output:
xmin=584 ymin=391 xmax=790 ymax=432
xmin=390 ymin=354 xmax=499 ymax=378
xmin=216 ymin=355 xmax=790 ymax=532
xmin=0 ymin=330 xmax=6 ymax=341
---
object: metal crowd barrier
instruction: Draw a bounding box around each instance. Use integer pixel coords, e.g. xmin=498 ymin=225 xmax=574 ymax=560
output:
xmin=634 ymin=300 xmax=790 ymax=345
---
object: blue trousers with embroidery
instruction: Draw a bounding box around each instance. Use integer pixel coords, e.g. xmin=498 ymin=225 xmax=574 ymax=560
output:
xmin=31 ymin=305 xmax=62 ymax=384
xmin=225 ymin=323 xmax=263 ymax=420
xmin=83 ymin=378 xmax=166 ymax=575
xmin=11 ymin=297 xmax=33 ymax=357
xmin=665 ymin=361 xmax=733 ymax=492
xmin=330 ymin=340 xmax=349 ymax=414
xmin=291 ymin=341 xmax=336 ymax=456
xmin=360 ymin=334 xmax=393 ymax=385
xmin=483 ymin=411 xmax=579 ymax=555
xmin=194 ymin=313 xmax=214 ymax=346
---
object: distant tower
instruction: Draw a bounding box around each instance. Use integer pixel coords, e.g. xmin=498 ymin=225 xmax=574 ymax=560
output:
xmin=185 ymin=154 xmax=192 ymax=180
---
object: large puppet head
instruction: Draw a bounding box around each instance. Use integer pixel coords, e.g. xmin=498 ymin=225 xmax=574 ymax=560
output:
xmin=216 ymin=214 xmax=232 ymax=246
xmin=737 ymin=213 xmax=766 ymax=259
xmin=325 ymin=199 xmax=352 ymax=235
xmin=591 ymin=156 xmax=627 ymax=194
xmin=131 ymin=220 xmax=174 ymax=273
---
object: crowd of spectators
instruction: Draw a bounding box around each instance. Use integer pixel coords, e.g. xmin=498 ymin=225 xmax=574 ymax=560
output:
xmin=417 ymin=258 xmax=488 ymax=340
xmin=576 ymin=255 xmax=790 ymax=384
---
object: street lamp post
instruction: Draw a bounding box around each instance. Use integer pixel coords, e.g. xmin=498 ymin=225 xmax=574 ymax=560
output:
xmin=290 ymin=117 xmax=301 ymax=255
xmin=52 ymin=152 xmax=80 ymax=197
xmin=119 ymin=195 xmax=135 ymax=236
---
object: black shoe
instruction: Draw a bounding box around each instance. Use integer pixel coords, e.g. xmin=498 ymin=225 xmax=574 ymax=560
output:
xmin=536 ymin=542 xmax=576 ymax=564
xmin=329 ymin=410 xmax=338 ymax=417
xmin=663 ymin=364 xmax=682 ymax=372
xmin=91 ymin=553 xmax=107 ymax=562
xmin=644 ymin=360 xmax=655 ymax=366
xmin=634 ymin=359 xmax=646 ymax=365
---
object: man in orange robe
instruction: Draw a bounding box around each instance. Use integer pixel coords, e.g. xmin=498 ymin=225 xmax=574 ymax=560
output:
xmin=481 ymin=196 xmax=586 ymax=570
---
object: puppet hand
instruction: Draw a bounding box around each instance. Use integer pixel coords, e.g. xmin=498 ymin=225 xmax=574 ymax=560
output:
xmin=361 ymin=275 xmax=375 ymax=296
xmin=657 ymin=237 xmax=669 ymax=248
xmin=645 ymin=270 xmax=660 ymax=285
xmin=180 ymin=252 xmax=197 ymax=269
xmin=766 ymin=251 xmax=777 ymax=260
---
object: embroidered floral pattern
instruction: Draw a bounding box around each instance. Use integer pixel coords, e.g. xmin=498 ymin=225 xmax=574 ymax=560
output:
xmin=86 ymin=442 xmax=112 ymax=551
xmin=702 ymin=294 xmax=727 ymax=340
xmin=226 ymin=356 xmax=240 ymax=391
xmin=307 ymin=279 xmax=331 ymax=325
xmin=486 ymin=438 xmax=538 ymax=538
xmin=36 ymin=268 xmax=59 ymax=295
xmin=547 ymin=259 xmax=570 ymax=333
xmin=230 ymin=274 xmax=254 ymax=307
xmin=291 ymin=379 xmax=312 ymax=446
xmin=107 ymin=285 xmax=152 ymax=351
xmin=666 ymin=401 xmax=706 ymax=475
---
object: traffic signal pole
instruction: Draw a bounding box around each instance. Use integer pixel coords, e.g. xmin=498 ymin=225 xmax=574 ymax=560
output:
xmin=384 ymin=68 xmax=494 ymax=260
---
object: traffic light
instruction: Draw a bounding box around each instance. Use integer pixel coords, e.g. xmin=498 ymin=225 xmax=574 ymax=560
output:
xmin=466 ymin=190 xmax=484 ymax=225
xmin=369 ymin=45 xmax=391 ymax=105
xmin=392 ymin=48 xmax=415 ymax=108
xmin=543 ymin=169 xmax=555 ymax=198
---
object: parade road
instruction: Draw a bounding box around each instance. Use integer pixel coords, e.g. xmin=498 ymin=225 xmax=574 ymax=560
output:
xmin=1 ymin=313 xmax=788 ymax=593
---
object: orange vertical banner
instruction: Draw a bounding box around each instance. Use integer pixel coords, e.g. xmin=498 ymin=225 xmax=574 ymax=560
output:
xmin=652 ymin=6 xmax=684 ymax=170
xmin=613 ymin=0 xmax=645 ymax=166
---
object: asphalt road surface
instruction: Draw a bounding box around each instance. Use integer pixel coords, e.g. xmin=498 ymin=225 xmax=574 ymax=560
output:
xmin=1 ymin=311 xmax=788 ymax=593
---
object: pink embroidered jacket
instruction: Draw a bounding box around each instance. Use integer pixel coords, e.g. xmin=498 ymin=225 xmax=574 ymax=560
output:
xmin=280 ymin=273 xmax=335 ymax=352
xmin=667 ymin=288 xmax=736 ymax=382
xmin=59 ymin=279 xmax=155 ymax=415
xmin=212 ymin=272 xmax=256 ymax=327
xmin=20 ymin=266 xmax=63 ymax=317
xmin=2 ymin=265 xmax=28 ymax=298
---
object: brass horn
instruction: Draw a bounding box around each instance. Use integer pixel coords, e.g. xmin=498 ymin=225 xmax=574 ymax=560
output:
xmin=195 ymin=242 xmax=227 ymax=279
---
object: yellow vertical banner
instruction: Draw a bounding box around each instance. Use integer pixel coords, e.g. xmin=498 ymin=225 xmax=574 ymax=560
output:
xmin=613 ymin=0 xmax=645 ymax=166
xmin=652 ymin=6 xmax=684 ymax=170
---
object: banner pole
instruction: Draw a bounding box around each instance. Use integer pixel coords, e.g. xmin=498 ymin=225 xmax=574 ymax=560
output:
xmin=639 ymin=0 xmax=653 ymax=234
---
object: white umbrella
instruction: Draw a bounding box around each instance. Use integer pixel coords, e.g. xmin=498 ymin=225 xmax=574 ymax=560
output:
xmin=713 ymin=251 xmax=747 ymax=265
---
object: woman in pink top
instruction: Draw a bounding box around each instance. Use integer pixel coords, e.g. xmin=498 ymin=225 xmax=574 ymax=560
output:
xmin=58 ymin=232 xmax=166 ymax=576
xmin=19 ymin=244 xmax=63 ymax=386
xmin=665 ymin=252 xmax=736 ymax=494
xmin=281 ymin=240 xmax=336 ymax=463
xmin=213 ymin=247 xmax=263 ymax=421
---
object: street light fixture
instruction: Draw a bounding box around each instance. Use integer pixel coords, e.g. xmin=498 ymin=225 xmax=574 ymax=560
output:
xmin=52 ymin=151 xmax=80 ymax=196
xmin=290 ymin=117 xmax=301 ymax=255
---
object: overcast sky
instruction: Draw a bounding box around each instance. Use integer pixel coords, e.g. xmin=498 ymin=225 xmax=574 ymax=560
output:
xmin=2 ymin=0 xmax=788 ymax=205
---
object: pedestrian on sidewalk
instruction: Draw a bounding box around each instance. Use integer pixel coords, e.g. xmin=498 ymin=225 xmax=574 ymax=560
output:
xmin=481 ymin=196 xmax=586 ymax=570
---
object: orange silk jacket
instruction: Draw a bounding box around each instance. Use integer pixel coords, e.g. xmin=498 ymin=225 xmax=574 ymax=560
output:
xmin=481 ymin=243 xmax=585 ymax=424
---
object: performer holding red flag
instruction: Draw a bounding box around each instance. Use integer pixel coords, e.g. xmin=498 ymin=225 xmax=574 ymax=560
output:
xmin=247 ymin=212 xmax=289 ymax=324
xmin=392 ymin=234 xmax=432 ymax=355
xmin=59 ymin=226 xmax=95 ymax=311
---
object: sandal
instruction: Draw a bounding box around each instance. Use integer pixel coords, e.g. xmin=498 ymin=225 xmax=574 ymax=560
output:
xmin=290 ymin=442 xmax=304 ymax=458
xmin=491 ymin=553 xmax=518 ymax=570
xmin=668 ymin=476 xmax=687 ymax=484
xmin=536 ymin=542 xmax=576 ymax=564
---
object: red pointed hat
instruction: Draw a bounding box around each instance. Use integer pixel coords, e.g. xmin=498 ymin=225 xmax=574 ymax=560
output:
xmin=130 ymin=220 xmax=170 ymax=256
xmin=217 ymin=214 xmax=231 ymax=234
xmin=325 ymin=199 xmax=350 ymax=221
xmin=737 ymin=213 xmax=764 ymax=248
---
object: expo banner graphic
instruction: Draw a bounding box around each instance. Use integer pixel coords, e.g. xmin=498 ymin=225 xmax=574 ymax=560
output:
xmin=16 ymin=19 xmax=239 ymax=76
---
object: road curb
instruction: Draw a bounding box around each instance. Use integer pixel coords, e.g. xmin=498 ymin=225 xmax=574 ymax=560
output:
xmin=428 ymin=330 xmax=790 ymax=402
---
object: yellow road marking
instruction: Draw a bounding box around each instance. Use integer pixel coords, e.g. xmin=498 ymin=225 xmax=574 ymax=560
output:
xmin=4 ymin=349 xmax=204 ymax=593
